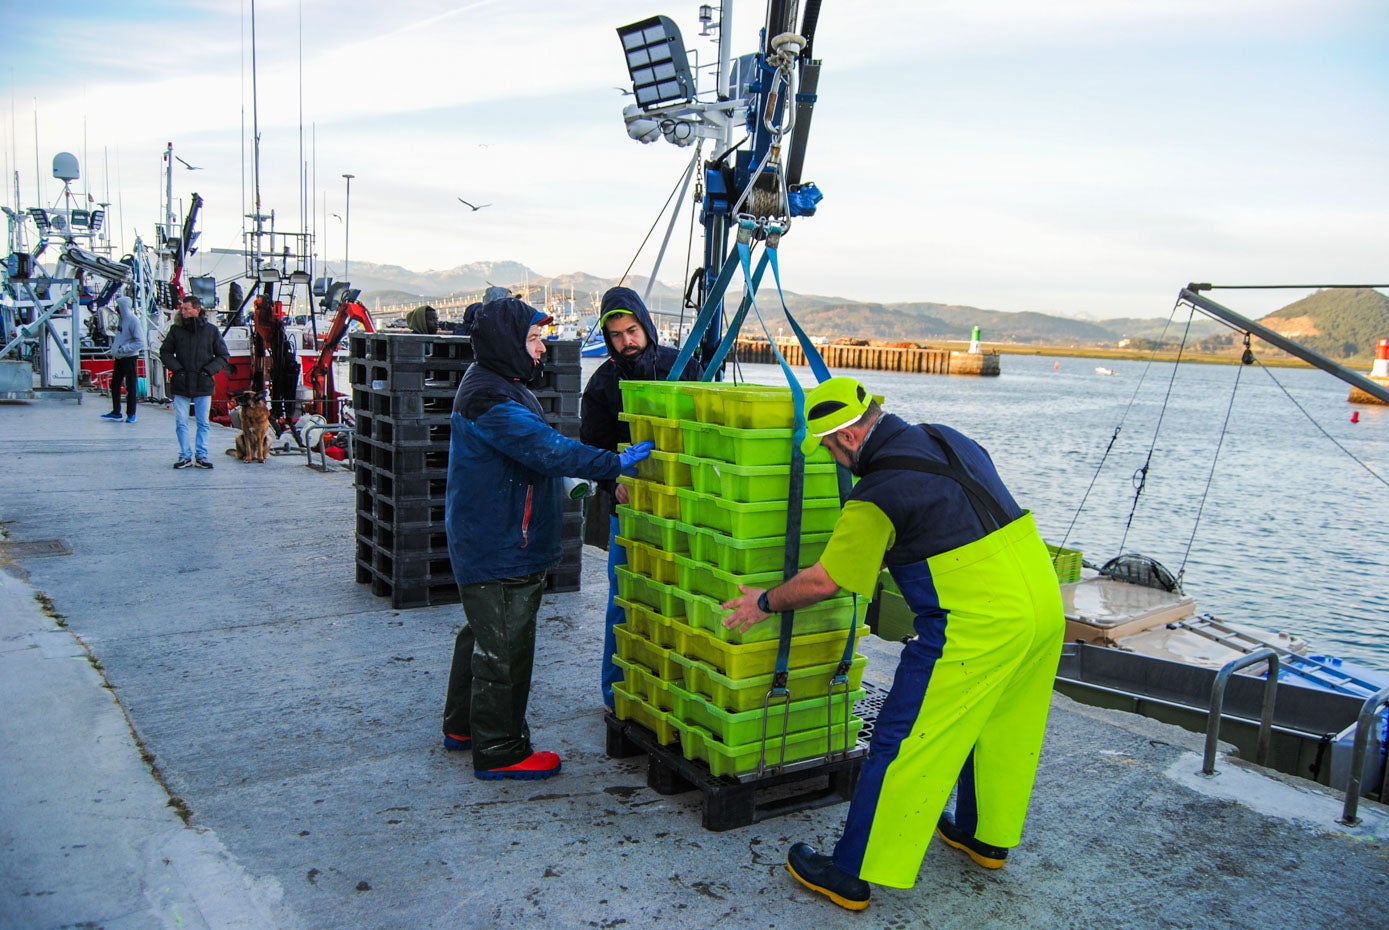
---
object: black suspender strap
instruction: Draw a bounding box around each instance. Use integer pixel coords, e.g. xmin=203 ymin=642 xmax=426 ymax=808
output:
xmin=863 ymin=424 xmax=1012 ymax=532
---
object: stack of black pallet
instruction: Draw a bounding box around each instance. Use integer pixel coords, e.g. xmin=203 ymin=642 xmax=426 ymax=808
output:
xmin=350 ymin=332 xmax=584 ymax=609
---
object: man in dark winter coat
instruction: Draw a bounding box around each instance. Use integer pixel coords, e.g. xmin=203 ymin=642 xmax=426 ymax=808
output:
xmin=159 ymin=294 xmax=229 ymax=469
xmin=443 ymin=297 xmax=653 ymax=780
xmin=579 ymin=286 xmax=704 ymax=709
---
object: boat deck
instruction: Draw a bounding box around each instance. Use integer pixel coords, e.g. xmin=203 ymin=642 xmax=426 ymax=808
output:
xmin=1 ymin=393 xmax=1386 ymax=930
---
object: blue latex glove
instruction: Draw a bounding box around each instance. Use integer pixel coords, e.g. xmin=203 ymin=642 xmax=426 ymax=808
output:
xmin=619 ymin=440 xmax=655 ymax=475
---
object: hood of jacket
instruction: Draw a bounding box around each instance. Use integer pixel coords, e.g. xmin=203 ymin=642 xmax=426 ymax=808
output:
xmin=472 ymin=298 xmax=550 ymax=382
xmin=599 ymin=286 xmax=660 ymax=377
xmin=115 ymin=296 xmax=138 ymax=329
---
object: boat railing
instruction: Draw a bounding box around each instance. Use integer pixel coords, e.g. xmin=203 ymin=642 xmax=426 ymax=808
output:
xmin=1340 ymin=685 xmax=1389 ymax=826
xmin=302 ymin=421 xmax=354 ymax=471
xmin=1202 ymin=648 xmax=1280 ymax=777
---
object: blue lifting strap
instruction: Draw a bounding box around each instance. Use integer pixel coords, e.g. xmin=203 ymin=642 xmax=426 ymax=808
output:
xmin=667 ymin=220 xmax=756 ymax=382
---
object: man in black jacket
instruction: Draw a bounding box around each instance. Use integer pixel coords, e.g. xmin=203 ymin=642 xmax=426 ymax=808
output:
xmin=579 ymin=286 xmax=703 ymax=709
xmin=159 ymin=294 xmax=230 ymax=469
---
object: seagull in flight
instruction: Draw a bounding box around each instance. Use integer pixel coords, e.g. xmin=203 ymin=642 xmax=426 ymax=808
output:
xmin=331 ymin=213 xmax=342 ymax=221
xmin=458 ymin=197 xmax=491 ymax=212
xmin=175 ymin=156 xmax=202 ymax=170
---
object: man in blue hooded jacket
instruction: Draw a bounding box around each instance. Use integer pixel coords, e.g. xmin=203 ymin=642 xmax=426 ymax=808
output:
xmin=443 ymin=297 xmax=653 ymax=780
xmin=579 ymin=286 xmax=703 ymax=709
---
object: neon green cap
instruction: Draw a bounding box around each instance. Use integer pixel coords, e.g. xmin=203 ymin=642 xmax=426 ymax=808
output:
xmin=800 ymin=377 xmax=884 ymax=455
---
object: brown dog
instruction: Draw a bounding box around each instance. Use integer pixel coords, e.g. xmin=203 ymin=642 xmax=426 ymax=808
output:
xmin=230 ymin=390 xmax=272 ymax=463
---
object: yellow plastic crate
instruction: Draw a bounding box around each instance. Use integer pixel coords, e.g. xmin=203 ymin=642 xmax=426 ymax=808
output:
xmin=682 ymin=590 xmax=863 ymax=644
xmin=629 ymin=448 xmax=692 ymax=488
xmin=668 ymin=679 xmax=863 ymax=747
xmin=614 ymin=596 xmax=680 ymax=649
xmin=613 ymin=654 xmax=676 ymax=711
xmin=612 ymin=680 xmax=680 ymax=745
xmin=617 ymin=411 xmax=687 ymax=453
xmin=615 ymin=506 xmax=691 ymax=554
xmin=668 ymin=616 xmax=867 ymax=679
xmin=616 ymin=475 xmax=683 ymax=519
xmin=1045 ymin=543 xmax=1083 ymax=584
xmin=613 ymin=623 xmax=684 ymax=680
xmin=671 ymin=651 xmax=868 ymax=714
xmin=617 ymin=536 xmax=681 ymax=585
xmin=678 ymin=718 xmax=863 ymax=777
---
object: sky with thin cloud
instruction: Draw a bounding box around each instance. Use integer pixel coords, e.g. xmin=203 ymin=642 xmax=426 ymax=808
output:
xmin=5 ymin=0 xmax=1386 ymax=319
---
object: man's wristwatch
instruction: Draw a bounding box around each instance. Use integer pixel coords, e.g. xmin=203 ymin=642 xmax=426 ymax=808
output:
xmin=757 ymin=590 xmax=772 ymax=614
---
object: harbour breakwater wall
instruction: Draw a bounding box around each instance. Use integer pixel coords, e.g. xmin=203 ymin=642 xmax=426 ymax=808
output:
xmin=731 ymin=338 xmax=1001 ymax=376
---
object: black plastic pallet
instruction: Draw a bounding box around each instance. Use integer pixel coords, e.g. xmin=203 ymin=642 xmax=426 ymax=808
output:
xmin=604 ymin=708 xmax=872 ymax=832
xmin=355 ymin=545 xmax=585 ymax=608
xmin=352 ymin=410 xmax=452 ymax=446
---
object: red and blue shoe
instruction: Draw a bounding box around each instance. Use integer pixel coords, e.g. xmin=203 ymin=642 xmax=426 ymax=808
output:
xmin=475 ymin=750 xmax=562 ymax=781
xmin=442 ymin=733 xmax=472 ymax=751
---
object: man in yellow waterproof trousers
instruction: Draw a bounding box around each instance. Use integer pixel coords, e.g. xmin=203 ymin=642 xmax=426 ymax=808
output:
xmin=722 ymin=377 xmax=1064 ymax=910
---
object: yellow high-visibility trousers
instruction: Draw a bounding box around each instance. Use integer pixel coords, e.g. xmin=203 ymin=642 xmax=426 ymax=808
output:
xmin=832 ymin=512 xmax=1065 ymax=889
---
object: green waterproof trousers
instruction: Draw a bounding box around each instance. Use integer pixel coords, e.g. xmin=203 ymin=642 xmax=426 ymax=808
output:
xmin=443 ymin=572 xmax=546 ymax=771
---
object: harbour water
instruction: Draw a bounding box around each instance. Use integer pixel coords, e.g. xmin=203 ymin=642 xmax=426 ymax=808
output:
xmin=582 ymin=353 xmax=1389 ymax=672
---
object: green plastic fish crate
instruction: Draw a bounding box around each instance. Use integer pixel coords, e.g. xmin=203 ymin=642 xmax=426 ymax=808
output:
xmin=682 ymin=421 xmax=833 ymax=466
xmin=687 ymin=383 xmax=795 ymax=429
xmin=612 ymin=680 xmax=680 ymax=745
xmin=630 ymin=448 xmax=692 ymax=488
xmin=682 ymin=589 xmax=864 ymax=644
xmin=613 ymin=654 xmax=676 ymax=711
xmin=673 ymin=554 xmax=780 ymax=604
xmin=667 ymin=616 xmax=868 ymax=679
xmin=872 ymin=571 xmax=916 ymax=643
xmin=685 ymin=525 xmax=831 ymax=575
xmin=614 ymin=596 xmax=679 ymax=649
xmin=613 ymin=623 xmax=683 ymax=680
xmin=668 ymin=678 xmax=863 ymax=747
xmin=1045 ymin=543 xmax=1083 ymax=584
xmin=618 ymin=380 xmax=700 ymax=421
xmin=678 ymin=718 xmax=863 ymax=777
xmin=671 ymin=651 xmax=868 ymax=714
xmin=614 ymin=566 xmax=687 ymax=618
xmin=617 ymin=536 xmax=681 ymax=585
xmin=675 ymin=488 xmax=842 ymax=538
xmin=678 ymin=453 xmax=841 ymax=502
xmin=615 ymin=506 xmax=691 ymax=554
xmin=616 ymin=475 xmax=683 ymax=519
xmin=617 ymin=411 xmax=687 ymax=453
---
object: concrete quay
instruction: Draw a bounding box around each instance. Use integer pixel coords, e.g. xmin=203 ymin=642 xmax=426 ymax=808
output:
xmin=1 ymin=394 xmax=1385 ymax=930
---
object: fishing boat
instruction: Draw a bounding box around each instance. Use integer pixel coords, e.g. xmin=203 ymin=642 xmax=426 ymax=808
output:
xmin=1049 ymin=291 xmax=1388 ymax=806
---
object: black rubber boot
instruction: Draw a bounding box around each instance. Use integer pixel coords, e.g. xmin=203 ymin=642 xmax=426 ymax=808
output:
xmin=936 ymin=812 xmax=1009 ymax=869
xmin=786 ymin=843 xmax=870 ymax=911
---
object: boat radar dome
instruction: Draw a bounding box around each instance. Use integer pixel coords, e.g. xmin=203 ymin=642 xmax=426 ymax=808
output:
xmin=52 ymin=152 xmax=80 ymax=182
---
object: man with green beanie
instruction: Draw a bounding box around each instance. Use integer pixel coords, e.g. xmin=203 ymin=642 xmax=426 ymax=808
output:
xmin=722 ymin=376 xmax=1064 ymax=910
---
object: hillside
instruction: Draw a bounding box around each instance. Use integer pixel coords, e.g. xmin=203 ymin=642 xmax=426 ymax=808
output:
xmin=197 ymin=254 xmax=1383 ymax=359
xmin=1259 ymin=287 xmax=1389 ymax=359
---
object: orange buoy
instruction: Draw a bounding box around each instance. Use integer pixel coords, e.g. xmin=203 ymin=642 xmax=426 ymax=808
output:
xmin=1351 ymin=410 xmax=1360 ymax=423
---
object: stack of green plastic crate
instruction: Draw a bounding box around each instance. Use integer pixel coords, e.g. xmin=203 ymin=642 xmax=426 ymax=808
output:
xmin=611 ymin=381 xmax=867 ymax=777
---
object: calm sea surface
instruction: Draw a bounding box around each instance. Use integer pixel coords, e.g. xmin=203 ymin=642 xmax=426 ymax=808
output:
xmin=581 ymin=353 xmax=1389 ymax=673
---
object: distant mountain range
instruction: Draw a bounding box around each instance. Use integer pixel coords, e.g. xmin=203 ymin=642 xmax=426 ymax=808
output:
xmin=212 ymin=256 xmax=1387 ymax=361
